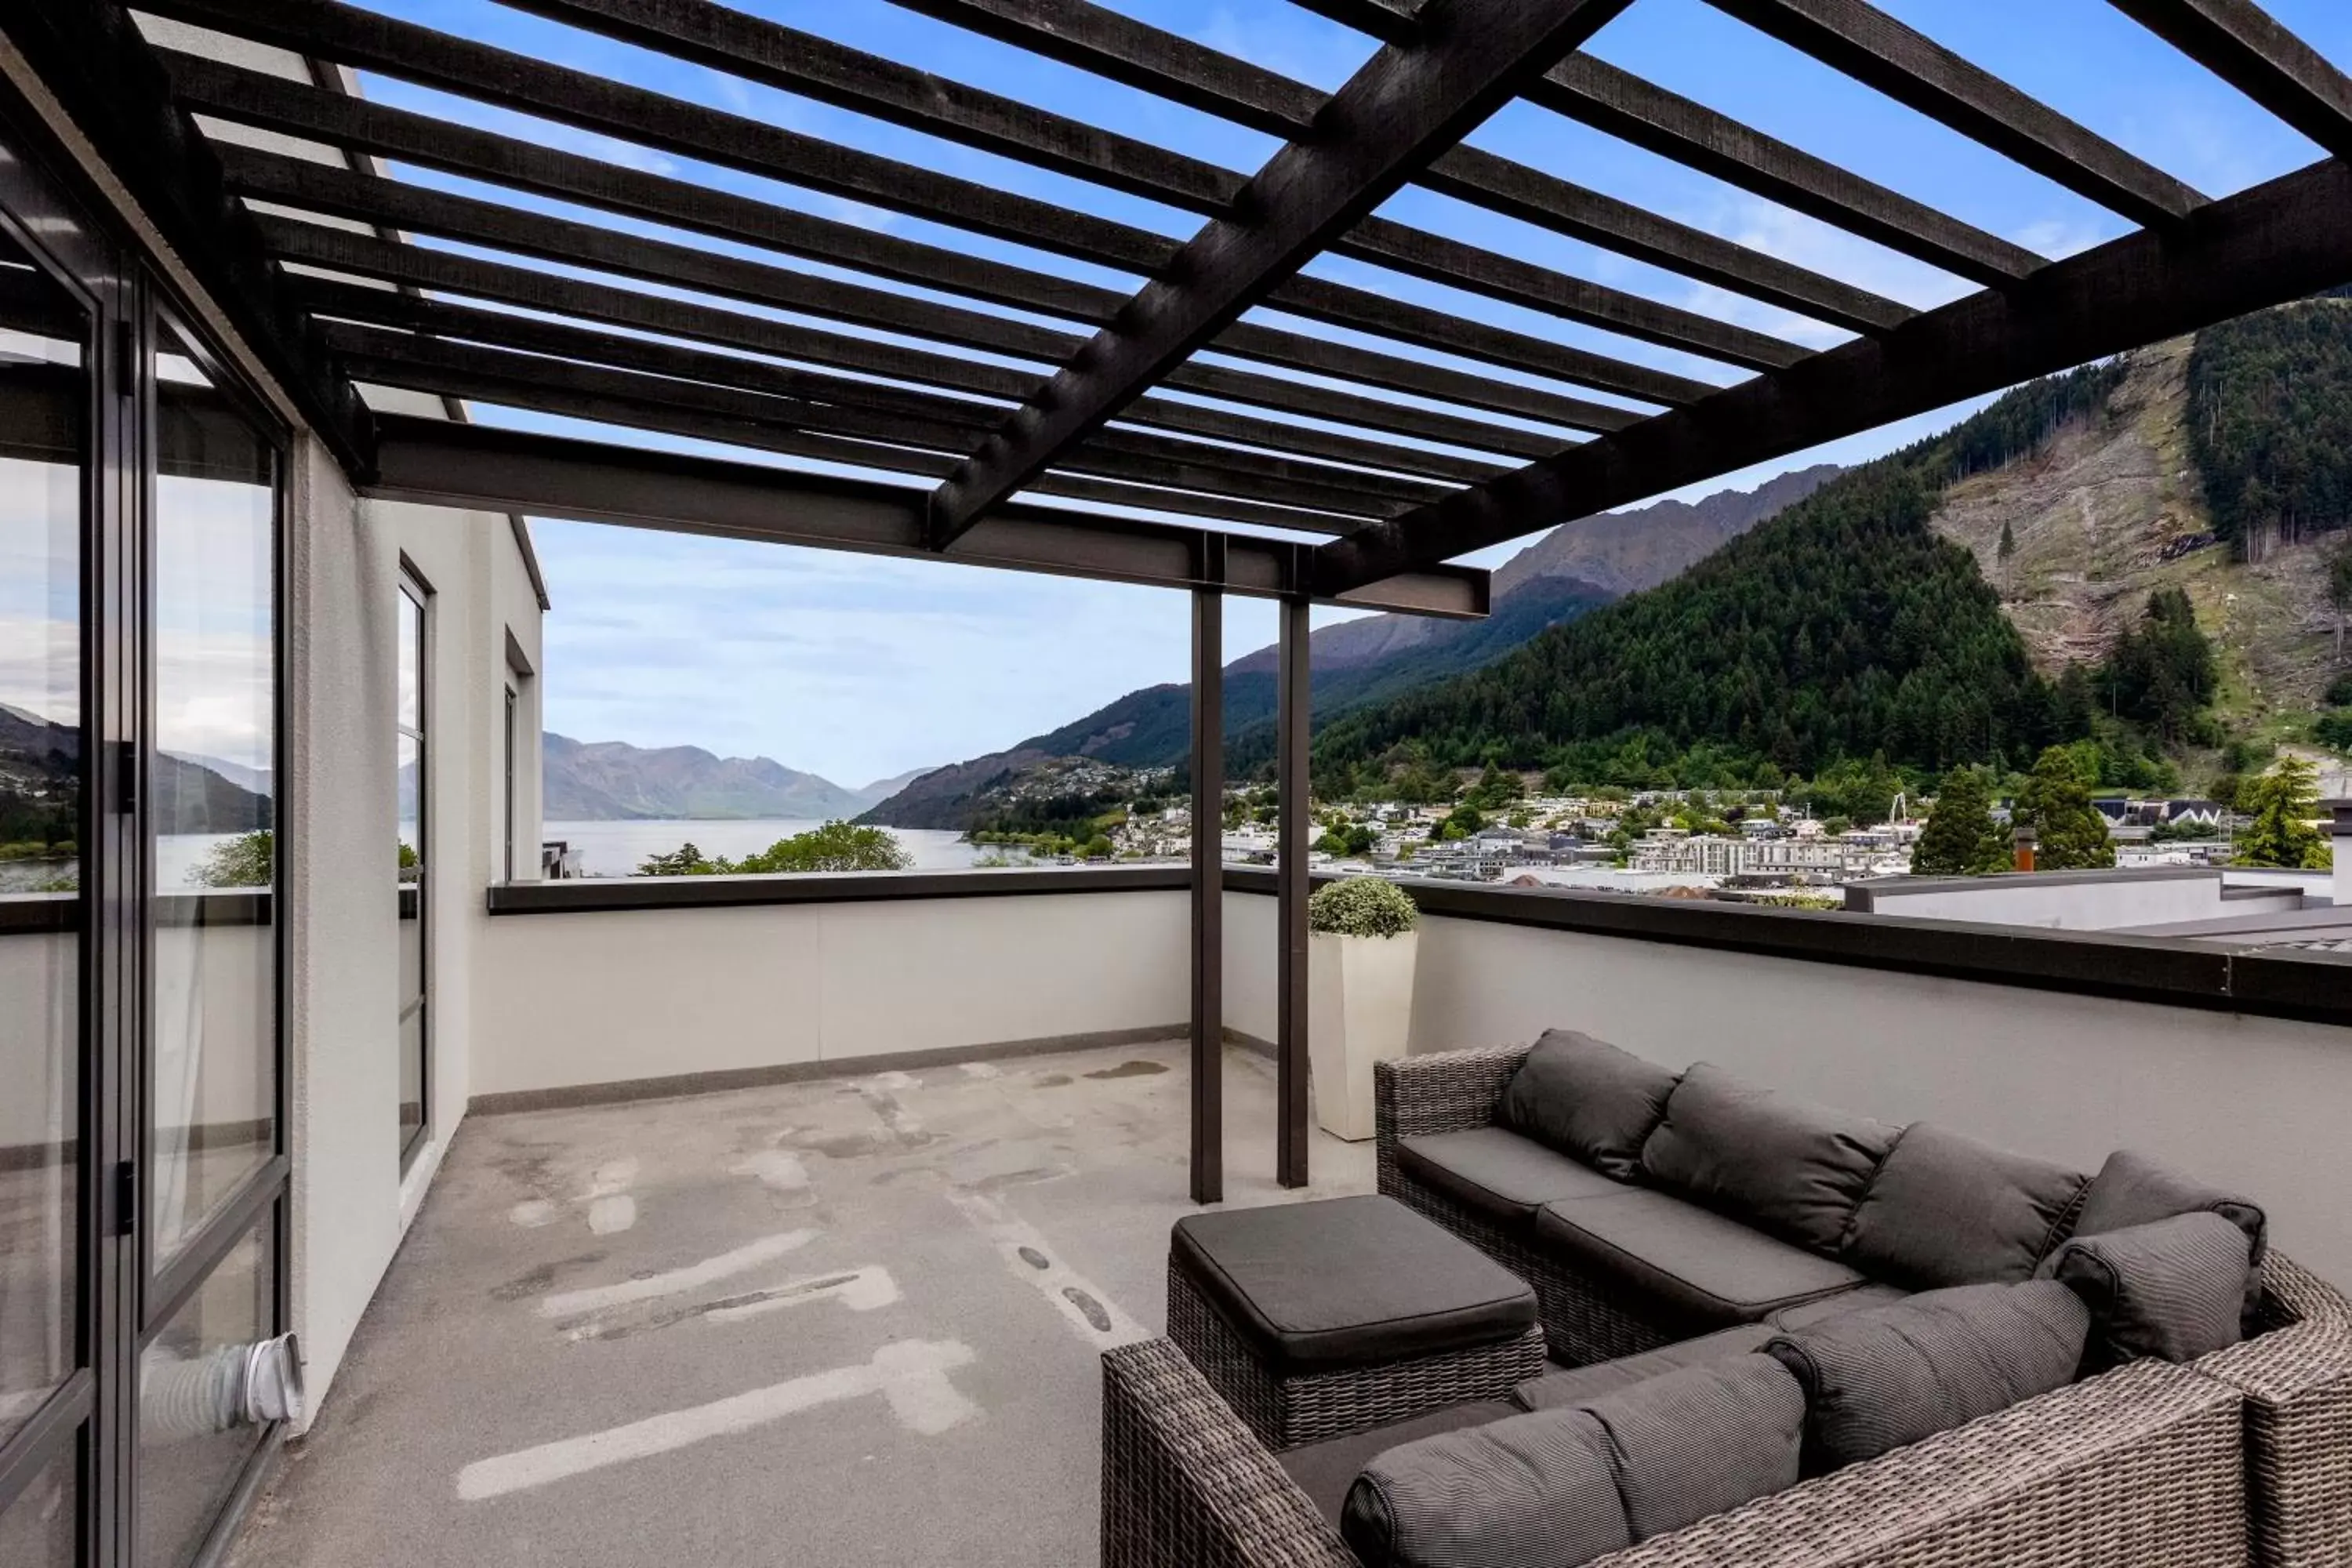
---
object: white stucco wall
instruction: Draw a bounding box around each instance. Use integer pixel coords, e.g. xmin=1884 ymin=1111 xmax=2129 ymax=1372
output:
xmin=471 ymin=889 xmax=1191 ymax=1098
xmin=1858 ymin=870 xmax=2304 ymax=930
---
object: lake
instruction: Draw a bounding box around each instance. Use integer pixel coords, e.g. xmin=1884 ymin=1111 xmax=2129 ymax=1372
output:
xmin=545 ymin=818 xmax=1000 ymax=877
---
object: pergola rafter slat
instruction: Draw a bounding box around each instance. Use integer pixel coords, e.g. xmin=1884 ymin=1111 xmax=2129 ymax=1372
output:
xmin=926 ymin=0 xmax=1644 ymax=548
xmin=1704 ymin=0 xmax=2209 ymax=229
xmin=2105 ymin=0 xmax=2352 ymax=161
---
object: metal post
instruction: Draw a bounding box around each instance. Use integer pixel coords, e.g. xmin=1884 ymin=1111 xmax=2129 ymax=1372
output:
xmin=1276 ymin=595 xmax=1311 ymax=1189
xmin=1189 ymin=575 xmax=1224 ymax=1205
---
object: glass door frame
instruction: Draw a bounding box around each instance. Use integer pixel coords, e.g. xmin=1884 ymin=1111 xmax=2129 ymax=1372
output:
xmin=0 ymin=75 xmax=294 ymax=1568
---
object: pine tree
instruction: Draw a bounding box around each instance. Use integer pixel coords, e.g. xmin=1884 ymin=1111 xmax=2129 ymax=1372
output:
xmin=1911 ymin=766 xmax=2008 ymax=875
xmin=2017 ymin=747 xmax=2116 ymax=870
xmin=2234 ymin=756 xmax=2333 ymax=869
xmin=1996 ymin=518 xmax=2017 ymax=597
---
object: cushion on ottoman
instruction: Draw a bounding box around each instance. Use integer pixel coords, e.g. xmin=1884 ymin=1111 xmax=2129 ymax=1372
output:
xmin=1171 ymin=1194 xmax=1536 ymax=1372
xmin=1497 ymin=1030 xmax=1679 ymax=1181
xmin=2044 ymin=1211 xmax=2250 ymax=1369
xmin=1343 ymin=1407 xmax=1632 ymax=1568
xmin=1536 ymin=1188 xmax=1870 ymax=1333
xmin=1640 ymin=1064 xmax=1900 ymax=1255
xmin=1279 ymin=1399 xmax=1517 ymax=1526
xmin=1396 ymin=1127 xmax=1628 ymax=1225
xmin=1513 ymin=1324 xmax=1774 ymax=1411
xmin=2071 ymin=1149 xmax=2267 ymax=1330
xmin=1764 ymin=1280 xmax=2089 ymax=1473
xmin=1577 ymin=1356 xmax=1806 ymax=1541
xmin=1845 ymin=1123 xmax=2088 ymax=1289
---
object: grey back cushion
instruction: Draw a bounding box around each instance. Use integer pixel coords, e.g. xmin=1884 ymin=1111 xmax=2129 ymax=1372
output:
xmin=2045 ymin=1211 xmax=2250 ymax=1368
xmin=1497 ymin=1031 xmax=1679 ymax=1181
xmin=1577 ymin=1355 xmax=1805 ymax=1541
xmin=1640 ymin=1063 xmax=1900 ymax=1255
xmin=2071 ymin=1149 xmax=2267 ymax=1330
xmin=1846 ymin=1123 xmax=2088 ymax=1290
xmin=1342 ymin=1408 xmax=1632 ymax=1568
xmin=1764 ymin=1280 xmax=2089 ymax=1473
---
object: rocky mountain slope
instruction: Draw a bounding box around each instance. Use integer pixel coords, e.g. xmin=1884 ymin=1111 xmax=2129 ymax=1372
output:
xmin=862 ymin=471 xmax=1839 ymax=828
xmin=543 ymin=733 xmax=917 ymax=821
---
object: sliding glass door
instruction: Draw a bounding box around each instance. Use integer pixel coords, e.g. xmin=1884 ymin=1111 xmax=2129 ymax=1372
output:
xmin=0 ymin=101 xmax=289 ymax=1568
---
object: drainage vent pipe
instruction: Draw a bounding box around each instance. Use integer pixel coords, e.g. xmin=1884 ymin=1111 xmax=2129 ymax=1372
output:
xmin=142 ymin=1334 xmax=304 ymax=1439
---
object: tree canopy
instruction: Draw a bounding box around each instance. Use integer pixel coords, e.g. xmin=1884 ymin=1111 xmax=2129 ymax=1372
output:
xmin=2016 ymin=748 xmax=2115 ymax=870
xmin=2188 ymin=299 xmax=2352 ymax=555
xmin=638 ymin=821 xmax=913 ymax=876
xmin=1911 ymin=767 xmax=2009 ymax=876
xmin=2234 ymin=757 xmax=2332 ymax=869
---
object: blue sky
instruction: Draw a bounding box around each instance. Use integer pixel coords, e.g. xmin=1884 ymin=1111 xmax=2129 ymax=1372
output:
xmin=339 ymin=0 xmax=2352 ymax=788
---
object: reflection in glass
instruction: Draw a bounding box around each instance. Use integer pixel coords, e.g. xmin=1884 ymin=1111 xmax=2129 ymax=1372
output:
xmin=137 ymin=1221 xmax=270 ymax=1568
xmin=0 ymin=231 xmax=83 ymax=1446
xmin=152 ymin=318 xmax=276 ymax=1261
xmin=0 ymin=1446 xmax=76 ymax=1567
xmin=396 ymin=583 xmax=425 ymax=1159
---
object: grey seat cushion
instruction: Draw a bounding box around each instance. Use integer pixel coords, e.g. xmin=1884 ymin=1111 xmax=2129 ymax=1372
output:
xmin=1278 ymin=1399 xmax=1517 ymax=1526
xmin=1577 ymin=1355 xmax=1806 ymax=1541
xmin=1764 ymin=1280 xmax=2090 ymax=1473
xmin=1342 ymin=1407 xmax=1632 ymax=1568
xmin=1766 ymin=1283 xmax=1911 ymax=1332
xmin=1513 ymin=1324 xmax=1775 ymax=1411
xmin=1171 ymin=1194 xmax=1537 ymax=1373
xmin=1497 ymin=1030 xmax=1680 ymax=1181
xmin=1396 ymin=1127 xmax=1629 ymax=1226
xmin=1534 ymin=1189 xmax=1871 ymax=1332
xmin=2044 ymin=1211 xmax=2250 ymax=1369
xmin=2071 ymin=1149 xmax=2267 ymax=1330
xmin=1846 ymin=1123 xmax=2088 ymax=1290
xmin=1640 ymin=1063 xmax=1900 ymax=1255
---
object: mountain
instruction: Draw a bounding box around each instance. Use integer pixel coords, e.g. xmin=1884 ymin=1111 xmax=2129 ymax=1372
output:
xmin=1 ymin=705 xmax=270 ymax=837
xmin=543 ymin=734 xmax=920 ymax=820
xmin=1313 ymin=361 xmax=2136 ymax=786
xmin=861 ymin=471 xmax=1838 ymax=828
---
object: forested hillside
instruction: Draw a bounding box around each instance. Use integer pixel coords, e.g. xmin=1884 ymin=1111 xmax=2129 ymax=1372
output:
xmin=1313 ymin=363 xmax=2133 ymax=791
xmin=2189 ymin=298 xmax=2352 ymax=559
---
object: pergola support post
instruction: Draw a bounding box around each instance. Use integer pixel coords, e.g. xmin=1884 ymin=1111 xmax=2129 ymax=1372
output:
xmin=1276 ymin=595 xmax=1312 ymax=1190
xmin=1189 ymin=561 xmax=1225 ymax=1206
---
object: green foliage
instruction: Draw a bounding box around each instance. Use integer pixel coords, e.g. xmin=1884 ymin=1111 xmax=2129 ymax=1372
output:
xmin=189 ymin=829 xmax=274 ymax=889
xmin=1075 ymin=834 xmax=1115 ymax=861
xmin=1314 ymin=822 xmax=1379 ymax=857
xmin=2325 ymin=672 xmax=2352 ymax=707
xmin=2316 ymin=710 xmax=2352 ymax=753
xmin=2016 ymin=749 xmax=2115 ymax=870
xmin=1315 ymin=365 xmax=2135 ymax=789
xmin=0 ymin=783 xmax=74 ymax=848
xmin=2234 ymin=757 xmax=2332 ymax=868
xmin=2188 ymin=301 xmax=2352 ymax=552
xmin=1800 ymin=754 xmax=1903 ymax=827
xmin=1306 ymin=876 xmax=1418 ymax=938
xmin=1432 ymin=801 xmax=1483 ymax=841
xmin=1462 ymin=764 xmax=1525 ymax=810
xmin=2100 ymin=589 xmax=2219 ymax=742
xmin=1911 ymin=766 xmax=2009 ymax=876
xmin=637 ymin=821 xmax=914 ymax=877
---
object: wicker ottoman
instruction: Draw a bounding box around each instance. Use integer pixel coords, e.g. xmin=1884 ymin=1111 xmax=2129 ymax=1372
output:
xmin=1166 ymin=1192 xmax=1546 ymax=1450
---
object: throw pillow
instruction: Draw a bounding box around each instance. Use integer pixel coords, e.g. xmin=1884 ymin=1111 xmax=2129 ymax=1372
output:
xmin=2071 ymin=1149 xmax=2267 ymax=1331
xmin=2045 ymin=1211 xmax=2250 ymax=1368
xmin=1764 ymin=1280 xmax=2089 ymax=1473
xmin=1342 ymin=1407 xmax=1632 ymax=1568
xmin=1577 ymin=1356 xmax=1805 ymax=1541
xmin=1497 ymin=1030 xmax=1679 ymax=1181
xmin=1845 ymin=1123 xmax=2088 ymax=1289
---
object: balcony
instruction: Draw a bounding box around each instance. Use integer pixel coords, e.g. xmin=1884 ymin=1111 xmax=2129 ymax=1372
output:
xmin=205 ymin=866 xmax=2352 ymax=1567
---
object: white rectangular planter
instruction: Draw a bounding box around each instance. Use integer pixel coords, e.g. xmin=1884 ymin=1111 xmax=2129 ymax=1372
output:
xmin=1308 ymin=928 xmax=1419 ymax=1141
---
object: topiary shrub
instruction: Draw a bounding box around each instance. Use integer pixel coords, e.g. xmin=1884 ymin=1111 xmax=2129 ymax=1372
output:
xmin=1308 ymin=876 xmax=1419 ymax=938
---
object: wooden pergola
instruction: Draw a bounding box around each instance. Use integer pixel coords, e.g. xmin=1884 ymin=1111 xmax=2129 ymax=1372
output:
xmin=14 ymin=0 xmax=2352 ymax=1200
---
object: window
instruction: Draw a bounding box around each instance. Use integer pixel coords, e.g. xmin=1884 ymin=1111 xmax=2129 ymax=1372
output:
xmin=503 ymin=681 xmax=517 ymax=883
xmin=397 ymin=573 xmax=428 ymax=1163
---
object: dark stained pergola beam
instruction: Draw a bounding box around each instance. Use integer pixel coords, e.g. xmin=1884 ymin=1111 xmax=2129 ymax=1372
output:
xmin=927 ymin=0 xmax=1642 ymax=548
xmin=1527 ymin=56 xmax=2043 ymax=289
xmin=326 ymin=324 xmax=1427 ymax=522
xmin=365 ymin=416 xmax=1491 ymax=614
xmin=176 ymin=75 xmax=1650 ymax=433
xmin=2105 ymin=0 xmax=2352 ymax=161
xmin=1703 ymin=0 xmax=2207 ymax=230
xmin=151 ymin=2 xmax=1719 ymax=405
xmin=1317 ymin=151 xmax=2352 ymax=590
xmin=507 ymin=0 xmax=1904 ymax=337
xmin=285 ymin=271 xmax=1515 ymax=485
xmin=0 ymin=4 xmax=375 ymax=476
xmin=905 ymin=0 xmax=2038 ymax=290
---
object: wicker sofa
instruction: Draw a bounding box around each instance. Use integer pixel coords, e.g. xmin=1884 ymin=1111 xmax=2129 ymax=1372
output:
xmin=1100 ymin=1042 xmax=2352 ymax=1568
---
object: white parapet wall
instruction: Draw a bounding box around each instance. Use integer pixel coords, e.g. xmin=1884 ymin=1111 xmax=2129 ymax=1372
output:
xmin=1849 ymin=867 xmax=2307 ymax=930
xmin=473 ymin=884 xmax=1192 ymax=1100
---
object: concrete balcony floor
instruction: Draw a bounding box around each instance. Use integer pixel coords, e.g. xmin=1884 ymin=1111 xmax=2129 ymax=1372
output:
xmin=225 ymin=1040 xmax=1372 ymax=1568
